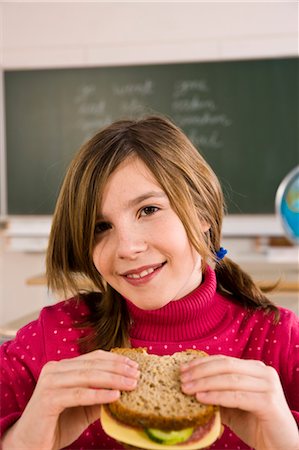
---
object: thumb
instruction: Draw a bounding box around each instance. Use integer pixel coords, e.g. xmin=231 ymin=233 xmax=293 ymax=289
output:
xmin=85 ymin=405 xmax=102 ymax=425
xmin=219 ymin=406 xmax=232 ymax=427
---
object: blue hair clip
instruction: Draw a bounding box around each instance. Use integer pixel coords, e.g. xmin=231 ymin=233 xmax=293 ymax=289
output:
xmin=215 ymin=247 xmax=227 ymax=261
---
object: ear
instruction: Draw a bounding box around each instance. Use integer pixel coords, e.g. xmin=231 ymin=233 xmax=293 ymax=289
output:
xmin=200 ymin=220 xmax=211 ymax=233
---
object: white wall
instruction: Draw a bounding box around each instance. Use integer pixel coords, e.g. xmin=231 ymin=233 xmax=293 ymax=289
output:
xmin=1 ymin=2 xmax=298 ymax=69
xmin=0 ymin=2 xmax=298 ymax=326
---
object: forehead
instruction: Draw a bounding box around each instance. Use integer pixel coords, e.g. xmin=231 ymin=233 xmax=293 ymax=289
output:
xmin=108 ymin=155 xmax=159 ymax=186
xmin=98 ymin=156 xmax=165 ymax=212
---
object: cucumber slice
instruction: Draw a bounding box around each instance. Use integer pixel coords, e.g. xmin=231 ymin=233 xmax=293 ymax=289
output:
xmin=145 ymin=427 xmax=194 ymax=445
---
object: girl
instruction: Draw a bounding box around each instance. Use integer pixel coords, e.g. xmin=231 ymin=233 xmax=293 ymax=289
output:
xmin=1 ymin=116 xmax=298 ymax=450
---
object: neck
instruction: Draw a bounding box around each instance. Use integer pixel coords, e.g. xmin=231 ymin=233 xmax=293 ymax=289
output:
xmin=125 ymin=266 xmax=228 ymax=342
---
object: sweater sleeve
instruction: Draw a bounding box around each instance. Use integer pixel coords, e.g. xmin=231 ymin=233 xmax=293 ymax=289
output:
xmin=278 ymin=309 xmax=299 ymax=426
xmin=0 ymin=317 xmax=47 ymax=437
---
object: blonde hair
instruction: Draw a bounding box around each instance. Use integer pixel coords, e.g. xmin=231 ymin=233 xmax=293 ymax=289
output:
xmin=47 ymin=115 xmax=278 ymax=351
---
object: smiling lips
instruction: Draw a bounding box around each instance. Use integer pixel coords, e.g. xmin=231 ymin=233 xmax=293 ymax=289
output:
xmin=121 ymin=263 xmax=165 ymax=282
xmin=127 ymin=267 xmax=155 ymax=279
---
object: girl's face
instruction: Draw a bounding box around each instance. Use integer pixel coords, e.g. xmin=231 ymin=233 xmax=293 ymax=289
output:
xmin=93 ymin=157 xmax=208 ymax=310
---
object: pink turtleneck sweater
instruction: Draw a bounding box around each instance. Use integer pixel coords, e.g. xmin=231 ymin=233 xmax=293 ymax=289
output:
xmin=1 ymin=267 xmax=298 ymax=449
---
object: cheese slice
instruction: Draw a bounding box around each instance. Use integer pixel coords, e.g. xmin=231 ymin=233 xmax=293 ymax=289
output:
xmin=100 ymin=406 xmax=222 ymax=450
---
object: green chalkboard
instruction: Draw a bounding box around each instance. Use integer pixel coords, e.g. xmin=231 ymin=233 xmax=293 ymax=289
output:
xmin=4 ymin=58 xmax=298 ymax=215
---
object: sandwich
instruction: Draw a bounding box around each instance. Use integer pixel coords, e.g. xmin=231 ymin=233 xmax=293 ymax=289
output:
xmin=100 ymin=348 xmax=222 ymax=449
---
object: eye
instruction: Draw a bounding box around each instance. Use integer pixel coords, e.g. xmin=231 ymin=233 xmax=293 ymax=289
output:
xmin=140 ymin=206 xmax=159 ymax=216
xmin=94 ymin=221 xmax=111 ymax=234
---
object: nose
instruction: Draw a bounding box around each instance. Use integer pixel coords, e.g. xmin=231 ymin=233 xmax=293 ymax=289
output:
xmin=116 ymin=226 xmax=147 ymax=260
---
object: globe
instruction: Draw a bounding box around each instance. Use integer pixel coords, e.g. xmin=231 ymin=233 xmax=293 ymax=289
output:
xmin=276 ymin=166 xmax=299 ymax=244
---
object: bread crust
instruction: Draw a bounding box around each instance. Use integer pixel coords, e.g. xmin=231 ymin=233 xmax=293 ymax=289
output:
xmin=108 ymin=348 xmax=218 ymax=431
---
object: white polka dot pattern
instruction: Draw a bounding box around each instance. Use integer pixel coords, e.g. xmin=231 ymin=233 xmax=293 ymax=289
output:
xmin=0 ymin=280 xmax=298 ymax=449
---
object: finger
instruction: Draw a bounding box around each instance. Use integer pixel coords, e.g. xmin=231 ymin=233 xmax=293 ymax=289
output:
xmin=181 ymin=373 xmax=270 ymax=395
xmin=194 ymin=389 xmax=271 ymax=413
xmin=60 ymin=349 xmax=139 ymax=370
xmin=181 ymin=354 xmax=265 ymax=372
xmin=40 ymin=386 xmax=122 ymax=413
xmin=181 ymin=355 xmax=266 ymax=381
xmin=44 ymin=350 xmax=138 ymax=375
xmin=78 ymin=349 xmax=139 ymax=368
xmin=62 ymin=387 xmax=121 ymax=405
xmin=42 ymin=355 xmax=140 ymax=380
xmin=40 ymin=365 xmax=139 ymax=392
xmin=62 ymin=358 xmax=139 ymax=378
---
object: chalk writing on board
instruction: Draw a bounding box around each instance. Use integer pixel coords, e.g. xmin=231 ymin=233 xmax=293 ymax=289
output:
xmin=173 ymin=79 xmax=209 ymax=97
xmin=113 ymin=80 xmax=155 ymax=117
xmin=119 ymin=98 xmax=147 ymax=115
xmin=73 ymin=80 xmax=156 ymax=141
xmin=178 ymin=114 xmax=232 ymax=127
xmin=74 ymin=84 xmax=112 ymax=141
xmin=74 ymin=84 xmax=96 ymax=102
xmin=188 ymin=129 xmax=222 ymax=150
xmin=112 ymin=80 xmax=154 ymax=96
xmin=78 ymin=100 xmax=106 ymax=115
xmin=172 ymin=97 xmax=216 ymax=112
xmin=170 ymin=78 xmax=232 ymax=150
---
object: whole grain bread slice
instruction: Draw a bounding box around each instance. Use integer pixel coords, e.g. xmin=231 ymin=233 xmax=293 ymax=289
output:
xmin=108 ymin=348 xmax=217 ymax=431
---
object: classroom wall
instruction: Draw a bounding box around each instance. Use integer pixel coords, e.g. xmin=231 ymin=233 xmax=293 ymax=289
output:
xmin=0 ymin=2 xmax=298 ymax=326
xmin=0 ymin=2 xmax=297 ymax=70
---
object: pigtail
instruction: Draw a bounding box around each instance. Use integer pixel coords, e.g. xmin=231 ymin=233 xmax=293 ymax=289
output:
xmin=79 ymin=287 xmax=131 ymax=352
xmin=214 ymin=257 xmax=279 ymax=321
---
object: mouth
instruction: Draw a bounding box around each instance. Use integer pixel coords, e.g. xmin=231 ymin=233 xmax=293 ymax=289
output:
xmin=121 ymin=262 xmax=166 ymax=281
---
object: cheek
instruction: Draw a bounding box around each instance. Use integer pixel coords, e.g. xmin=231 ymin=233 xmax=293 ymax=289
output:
xmin=92 ymin=244 xmax=107 ymax=275
xmin=165 ymin=221 xmax=192 ymax=253
xmin=166 ymin=225 xmax=200 ymax=270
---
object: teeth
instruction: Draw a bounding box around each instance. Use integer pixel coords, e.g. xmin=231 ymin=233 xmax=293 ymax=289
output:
xmin=127 ymin=267 xmax=155 ymax=279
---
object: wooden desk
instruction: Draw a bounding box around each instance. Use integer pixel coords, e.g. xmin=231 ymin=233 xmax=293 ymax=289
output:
xmin=26 ymin=274 xmax=47 ymax=285
xmin=26 ymin=273 xmax=97 ymax=295
xmin=0 ymin=274 xmax=94 ymax=340
xmin=2 ymin=268 xmax=297 ymax=342
xmin=26 ymin=274 xmax=299 ymax=292
xmin=259 ymin=281 xmax=299 ymax=292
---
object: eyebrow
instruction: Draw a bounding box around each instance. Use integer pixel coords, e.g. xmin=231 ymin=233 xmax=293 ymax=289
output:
xmin=96 ymin=190 xmax=167 ymax=220
xmin=127 ymin=190 xmax=167 ymax=208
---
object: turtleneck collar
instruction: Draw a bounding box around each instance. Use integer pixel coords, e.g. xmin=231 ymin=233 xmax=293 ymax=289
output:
xmin=125 ymin=265 xmax=229 ymax=342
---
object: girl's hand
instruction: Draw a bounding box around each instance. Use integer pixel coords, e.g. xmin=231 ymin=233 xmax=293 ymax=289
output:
xmin=2 ymin=349 xmax=139 ymax=450
xmin=180 ymin=355 xmax=299 ymax=450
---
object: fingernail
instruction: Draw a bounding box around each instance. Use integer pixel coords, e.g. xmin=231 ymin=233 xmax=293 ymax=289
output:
xmin=125 ymin=366 xmax=140 ymax=377
xmin=180 ymin=373 xmax=191 ymax=382
xmin=127 ymin=358 xmax=139 ymax=368
xmin=181 ymin=362 xmax=194 ymax=371
xmin=124 ymin=377 xmax=138 ymax=386
xmin=182 ymin=381 xmax=194 ymax=392
xmin=196 ymin=391 xmax=208 ymax=399
xmin=108 ymin=390 xmax=120 ymax=400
